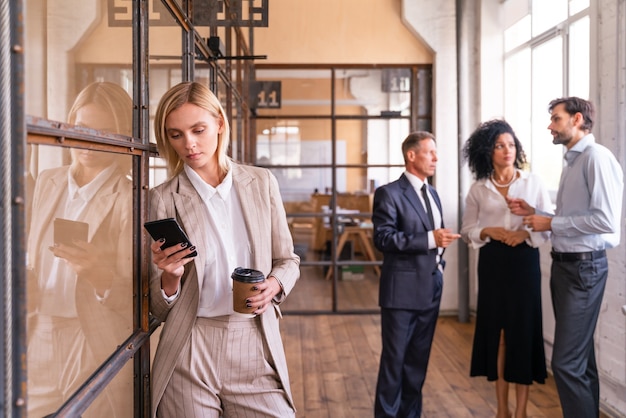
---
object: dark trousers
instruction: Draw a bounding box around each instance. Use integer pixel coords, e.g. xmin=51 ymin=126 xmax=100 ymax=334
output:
xmin=374 ymin=304 xmax=440 ymax=418
xmin=550 ymin=256 xmax=608 ymax=418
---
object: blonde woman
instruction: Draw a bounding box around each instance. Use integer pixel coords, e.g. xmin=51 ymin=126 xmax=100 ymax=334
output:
xmin=148 ymin=81 xmax=299 ymax=418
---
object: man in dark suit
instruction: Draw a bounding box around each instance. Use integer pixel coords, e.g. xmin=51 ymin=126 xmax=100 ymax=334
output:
xmin=373 ymin=131 xmax=461 ymax=417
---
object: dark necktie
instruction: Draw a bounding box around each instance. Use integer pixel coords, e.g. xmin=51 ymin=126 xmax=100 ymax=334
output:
xmin=421 ymin=184 xmax=435 ymax=229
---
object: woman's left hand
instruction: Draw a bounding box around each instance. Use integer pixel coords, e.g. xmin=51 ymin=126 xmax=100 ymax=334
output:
xmin=246 ymin=276 xmax=282 ymax=315
xmin=502 ymin=230 xmax=529 ymax=247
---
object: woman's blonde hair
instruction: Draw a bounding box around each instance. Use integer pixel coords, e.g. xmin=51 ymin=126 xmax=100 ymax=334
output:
xmin=154 ymin=81 xmax=231 ymax=178
xmin=68 ymin=81 xmax=133 ymax=136
xmin=67 ymin=81 xmax=134 ymax=175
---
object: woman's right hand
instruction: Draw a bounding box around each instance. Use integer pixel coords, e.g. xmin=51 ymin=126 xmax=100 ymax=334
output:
xmin=501 ymin=229 xmax=529 ymax=247
xmin=480 ymin=227 xmax=531 ymax=247
xmin=151 ymin=239 xmax=195 ymax=296
xmin=480 ymin=226 xmax=509 ymax=242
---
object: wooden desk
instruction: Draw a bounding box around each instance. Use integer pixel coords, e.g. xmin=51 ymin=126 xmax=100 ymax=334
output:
xmin=325 ymin=225 xmax=380 ymax=280
xmin=310 ymin=193 xmax=373 ymax=251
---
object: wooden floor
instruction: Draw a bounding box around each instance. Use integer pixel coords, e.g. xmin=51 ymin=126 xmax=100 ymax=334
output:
xmin=281 ymin=227 xmax=613 ymax=417
xmin=282 ymin=314 xmax=578 ymax=418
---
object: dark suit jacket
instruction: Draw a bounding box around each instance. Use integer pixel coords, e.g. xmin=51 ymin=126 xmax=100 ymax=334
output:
xmin=372 ymin=173 xmax=444 ymax=310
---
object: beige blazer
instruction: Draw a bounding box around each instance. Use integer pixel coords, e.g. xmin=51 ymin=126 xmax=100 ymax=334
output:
xmin=149 ymin=163 xmax=300 ymax=416
xmin=27 ymin=164 xmax=134 ymax=416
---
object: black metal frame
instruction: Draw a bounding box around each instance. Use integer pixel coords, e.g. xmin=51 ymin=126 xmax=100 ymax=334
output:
xmin=253 ymin=64 xmax=433 ymax=315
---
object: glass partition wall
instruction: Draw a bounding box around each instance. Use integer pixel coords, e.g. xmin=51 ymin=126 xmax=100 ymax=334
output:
xmin=25 ymin=2 xmax=146 ymax=416
xmin=254 ymin=66 xmax=433 ymax=313
xmin=20 ymin=1 xmax=256 ymax=416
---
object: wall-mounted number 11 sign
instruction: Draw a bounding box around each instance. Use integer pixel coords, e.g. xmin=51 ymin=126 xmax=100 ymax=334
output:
xmin=250 ymin=81 xmax=281 ymax=109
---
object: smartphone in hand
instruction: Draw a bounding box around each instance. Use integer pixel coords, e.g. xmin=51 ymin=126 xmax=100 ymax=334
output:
xmin=144 ymin=218 xmax=197 ymax=258
xmin=54 ymin=218 xmax=89 ymax=248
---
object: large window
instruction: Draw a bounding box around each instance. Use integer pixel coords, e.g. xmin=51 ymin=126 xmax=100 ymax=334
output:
xmin=504 ymin=0 xmax=590 ymax=195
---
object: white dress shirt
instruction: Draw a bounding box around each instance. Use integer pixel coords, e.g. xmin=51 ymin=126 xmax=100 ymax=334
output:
xmin=404 ymin=171 xmax=442 ymax=250
xmin=461 ymin=170 xmax=552 ymax=249
xmin=38 ymin=163 xmax=117 ymax=317
xmin=184 ymin=164 xmax=251 ymax=317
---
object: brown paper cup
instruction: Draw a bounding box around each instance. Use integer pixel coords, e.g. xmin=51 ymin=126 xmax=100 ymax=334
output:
xmin=231 ymin=267 xmax=265 ymax=314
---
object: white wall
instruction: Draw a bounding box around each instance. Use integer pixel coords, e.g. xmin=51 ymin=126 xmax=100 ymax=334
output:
xmin=592 ymin=0 xmax=626 ymax=415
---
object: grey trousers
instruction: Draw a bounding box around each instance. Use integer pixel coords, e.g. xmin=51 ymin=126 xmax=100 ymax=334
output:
xmin=550 ymin=256 xmax=608 ymax=418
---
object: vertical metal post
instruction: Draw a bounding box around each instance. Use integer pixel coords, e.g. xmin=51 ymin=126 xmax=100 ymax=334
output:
xmin=133 ymin=1 xmax=152 ymax=417
xmin=0 ymin=0 xmax=27 ymax=416
xmin=329 ymin=69 xmax=338 ymax=312
xmin=182 ymin=0 xmax=194 ymax=82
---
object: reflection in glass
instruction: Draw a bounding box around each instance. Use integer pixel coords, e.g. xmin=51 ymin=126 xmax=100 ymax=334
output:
xmin=26 ymin=82 xmax=134 ymax=417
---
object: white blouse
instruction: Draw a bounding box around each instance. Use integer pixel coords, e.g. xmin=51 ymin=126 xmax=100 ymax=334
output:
xmin=461 ymin=170 xmax=553 ymax=249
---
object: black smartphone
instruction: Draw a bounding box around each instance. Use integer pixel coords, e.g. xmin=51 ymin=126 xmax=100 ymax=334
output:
xmin=54 ymin=218 xmax=89 ymax=247
xmin=144 ymin=218 xmax=197 ymax=258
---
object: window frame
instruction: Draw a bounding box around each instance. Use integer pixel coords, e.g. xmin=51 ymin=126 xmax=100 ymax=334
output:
xmin=503 ymin=3 xmax=590 ymax=198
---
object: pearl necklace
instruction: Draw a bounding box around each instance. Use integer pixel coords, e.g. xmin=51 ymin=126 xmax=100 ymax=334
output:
xmin=491 ymin=171 xmax=517 ymax=188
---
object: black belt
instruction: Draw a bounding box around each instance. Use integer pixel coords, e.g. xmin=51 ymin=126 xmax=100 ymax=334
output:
xmin=550 ymin=250 xmax=606 ymax=262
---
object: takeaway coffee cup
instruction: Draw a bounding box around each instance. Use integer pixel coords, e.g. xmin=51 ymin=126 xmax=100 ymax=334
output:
xmin=231 ymin=267 xmax=265 ymax=314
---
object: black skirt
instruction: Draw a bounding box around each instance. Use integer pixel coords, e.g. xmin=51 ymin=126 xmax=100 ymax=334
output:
xmin=470 ymin=240 xmax=547 ymax=384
